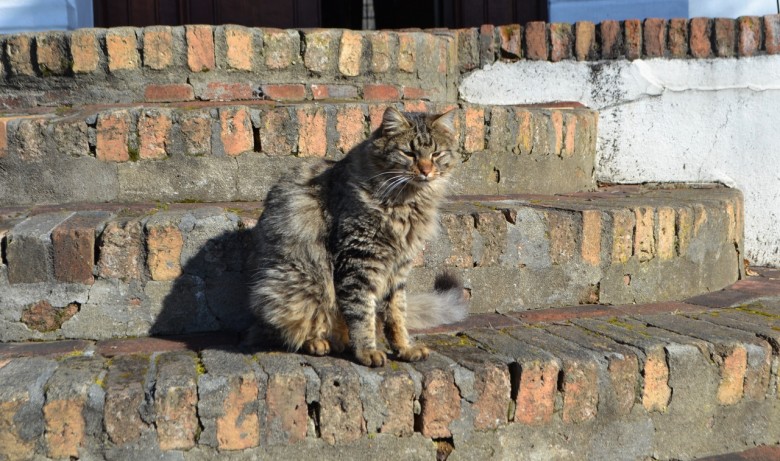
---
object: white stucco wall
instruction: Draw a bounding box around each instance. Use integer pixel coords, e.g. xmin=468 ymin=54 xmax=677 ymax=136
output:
xmin=460 ymin=55 xmax=780 ymax=267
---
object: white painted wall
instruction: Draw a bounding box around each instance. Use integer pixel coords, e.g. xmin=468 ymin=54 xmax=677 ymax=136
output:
xmin=460 ymin=56 xmax=780 ymax=267
xmin=0 ymin=0 xmax=93 ymax=34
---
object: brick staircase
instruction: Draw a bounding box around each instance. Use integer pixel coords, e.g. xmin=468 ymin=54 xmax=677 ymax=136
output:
xmin=0 ymin=23 xmax=776 ymax=460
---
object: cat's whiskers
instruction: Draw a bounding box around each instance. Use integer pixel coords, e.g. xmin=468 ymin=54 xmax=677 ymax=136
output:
xmin=377 ymin=175 xmax=412 ymax=202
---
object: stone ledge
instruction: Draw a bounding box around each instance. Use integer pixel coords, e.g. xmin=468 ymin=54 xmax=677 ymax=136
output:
xmin=1 ymin=271 xmax=779 ymax=460
xmin=0 ymin=185 xmax=743 ymax=341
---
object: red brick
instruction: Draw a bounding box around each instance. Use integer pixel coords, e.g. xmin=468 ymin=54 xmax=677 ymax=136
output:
xmin=624 ymin=19 xmax=642 ymax=59
xmin=264 ymin=29 xmax=298 ymax=70
xmin=575 ymin=21 xmax=596 ymax=61
xmin=336 ymin=105 xmax=366 ymax=154
xmin=96 ymin=110 xmax=130 ymax=162
xmin=220 ymin=107 xmax=254 ymax=156
xmin=263 ymin=369 xmax=308 ymax=444
xmin=497 ymin=24 xmax=522 ymax=60
xmin=551 ymin=110 xmax=564 ymax=155
xmin=146 ymin=223 xmax=183 ymax=281
xmin=297 ymin=107 xmax=327 ymax=158
xmin=21 ymin=300 xmax=78 ymax=332
xmin=550 ymin=23 xmax=573 ymax=62
xmin=634 ymin=207 xmax=655 ymax=262
xmin=403 ymin=100 xmax=429 ymax=112
xmin=180 ymin=111 xmax=212 ymax=156
xmin=44 ymin=398 xmax=85 ymax=458
xmin=398 ymin=33 xmax=417 ymax=72
xmin=364 ymin=84 xmax=400 ymax=101
xmin=379 ymin=372 xmax=415 ymax=436
xmin=600 ymin=20 xmax=623 ymax=59
xmin=144 ymin=84 xmax=194 ymax=103
xmin=143 ymin=26 xmax=174 ymax=70
xmin=402 ymin=87 xmax=429 ymax=100
xmin=259 ymin=108 xmax=295 ymax=156
xmin=97 ymin=220 xmax=144 ymax=281
xmin=515 ymin=359 xmax=558 ymax=425
xmin=52 ymin=212 xmax=109 ymax=284
xmin=525 ymin=21 xmax=548 ymax=60
xmin=560 ymin=359 xmax=599 ymax=424
xmin=479 ymin=24 xmax=497 ymax=64
xmin=368 ymin=104 xmax=389 ymax=132
xmin=643 ymin=18 xmax=667 ymax=57
xmin=71 ymin=29 xmax=102 ymax=73
xmin=464 ymin=106 xmax=485 ymax=153
xmin=690 ymin=17 xmax=713 ymax=58
xmin=186 ymin=25 xmax=215 ymax=72
xmin=547 ymin=210 xmax=577 ymax=265
xmin=104 ymin=355 xmax=149 ymax=445
xmin=217 ymin=374 xmax=260 ymax=449
xmin=339 ymin=30 xmax=363 ymax=76
xmin=224 ymin=24 xmax=253 ymax=70
xmin=138 ymin=109 xmax=172 ymax=160
xmin=310 ymin=84 xmax=358 ymax=100
xmin=714 ymin=18 xmax=737 ymax=57
xmin=35 ymin=32 xmax=69 ymax=75
xmin=203 ymin=82 xmax=254 ymax=101
xmin=766 ymin=14 xmax=780 ymax=54
xmin=642 ymin=348 xmax=671 ymax=412
xmin=514 ymin=108 xmax=533 ymax=154
xmin=717 ymin=345 xmax=747 ymax=405
xmin=418 ymin=368 xmax=460 ymax=438
xmin=260 ymin=84 xmax=305 ymax=101
xmin=154 ymin=353 xmax=198 ymax=450
xmin=657 ymin=207 xmax=676 ymax=261
xmin=581 ymin=210 xmax=601 ymax=266
xmin=5 ymin=34 xmax=35 ymax=76
xmin=611 ymin=209 xmax=635 ymax=263
xmin=738 ymin=16 xmax=762 ymax=57
xmin=668 ymin=18 xmax=689 ymax=58
xmin=106 ymin=28 xmax=140 ymax=72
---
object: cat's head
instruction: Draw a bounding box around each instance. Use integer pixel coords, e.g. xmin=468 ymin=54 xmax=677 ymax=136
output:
xmin=368 ymin=108 xmax=458 ymax=194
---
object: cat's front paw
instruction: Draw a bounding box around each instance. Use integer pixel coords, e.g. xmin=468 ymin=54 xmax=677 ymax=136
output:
xmin=354 ymin=348 xmax=387 ymax=367
xmin=303 ymin=338 xmax=331 ymax=356
xmin=397 ymin=344 xmax=430 ymax=362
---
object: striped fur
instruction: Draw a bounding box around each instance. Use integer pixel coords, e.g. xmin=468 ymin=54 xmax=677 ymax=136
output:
xmin=248 ymin=108 xmax=468 ymax=367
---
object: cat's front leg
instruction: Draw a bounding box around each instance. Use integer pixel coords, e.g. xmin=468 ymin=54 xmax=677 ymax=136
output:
xmin=336 ymin=277 xmax=386 ymax=367
xmin=384 ymin=283 xmax=430 ymax=362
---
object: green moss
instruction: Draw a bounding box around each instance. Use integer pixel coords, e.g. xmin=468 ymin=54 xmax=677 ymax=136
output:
xmin=57 ymin=350 xmax=85 ymax=361
xmin=734 ymin=304 xmax=780 ymax=320
xmin=388 ymin=360 xmax=400 ymax=371
xmin=128 ymin=145 xmax=140 ymax=162
xmin=195 ymin=359 xmax=207 ymax=376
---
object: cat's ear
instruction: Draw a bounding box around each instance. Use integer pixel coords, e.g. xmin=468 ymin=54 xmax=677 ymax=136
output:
xmin=431 ymin=109 xmax=456 ymax=135
xmin=382 ymin=107 xmax=411 ymax=136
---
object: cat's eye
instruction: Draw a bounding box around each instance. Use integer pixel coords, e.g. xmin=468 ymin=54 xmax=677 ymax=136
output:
xmin=432 ymin=151 xmax=447 ymax=158
xmin=399 ymin=150 xmax=415 ymax=158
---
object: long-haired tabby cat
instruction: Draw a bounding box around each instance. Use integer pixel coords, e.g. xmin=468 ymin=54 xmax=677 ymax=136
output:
xmin=248 ymin=107 xmax=468 ymax=367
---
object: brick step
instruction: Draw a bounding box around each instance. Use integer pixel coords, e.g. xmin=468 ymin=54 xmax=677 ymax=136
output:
xmin=0 ymin=269 xmax=778 ymax=460
xmin=0 ymin=184 xmax=743 ymax=342
xmin=0 ymin=101 xmax=597 ymax=205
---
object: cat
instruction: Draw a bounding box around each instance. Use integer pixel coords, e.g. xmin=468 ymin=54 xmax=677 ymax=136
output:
xmin=247 ymin=107 xmax=468 ymax=367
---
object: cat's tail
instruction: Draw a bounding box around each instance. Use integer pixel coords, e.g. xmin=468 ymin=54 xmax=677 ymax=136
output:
xmin=405 ymin=272 xmax=469 ymax=330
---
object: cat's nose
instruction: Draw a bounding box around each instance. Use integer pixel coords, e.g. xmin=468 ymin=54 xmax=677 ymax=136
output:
xmin=418 ymin=161 xmax=433 ymax=176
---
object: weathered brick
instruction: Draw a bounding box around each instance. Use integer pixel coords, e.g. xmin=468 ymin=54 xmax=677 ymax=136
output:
xmin=144 ymin=83 xmax=194 ymax=102
xmin=690 ymin=17 xmax=713 ymax=58
xmin=6 ymin=34 xmax=36 ymax=77
xmin=574 ymin=21 xmax=597 ymax=60
xmin=36 ymin=32 xmax=69 ymax=75
xmin=403 ymin=100 xmax=429 ymax=112
xmin=562 ymin=112 xmax=577 ymax=157
xmin=398 ymin=32 xmax=417 ymax=72
xmin=714 ymin=18 xmax=737 ymax=57
xmin=255 ymin=354 xmax=307 ymax=445
xmin=363 ymin=84 xmax=400 ymax=101
xmin=676 ymin=206 xmax=693 ymax=256
xmin=525 ymin=21 xmax=548 ymax=60
xmin=297 ymin=107 xmax=327 ymax=158
xmin=310 ymin=360 xmax=365 ymax=445
xmin=138 ymin=109 xmax=172 ymax=160
xmin=304 ymin=29 xmax=339 ymax=73
xmin=378 ymin=371 xmax=415 ymax=436
xmin=643 ymin=348 xmax=671 ymax=412
xmin=338 ymin=30 xmax=363 ymax=77
xmin=180 ymin=111 xmax=212 ymax=156
xmin=97 ymin=220 xmax=144 ymax=281
xmin=143 ymin=26 xmax=174 ymax=69
xmin=261 ymin=83 xmax=305 ymax=101
xmin=0 ymin=118 xmax=9 ymax=158
xmin=546 ymin=210 xmax=577 ymax=265
xmin=14 ymin=117 xmax=48 ymax=160
xmin=643 ymin=18 xmax=667 ymax=57
xmin=224 ymin=24 xmax=254 ymax=70
xmin=369 ymin=31 xmax=394 ymax=72
xmin=473 ymin=211 xmax=506 ymax=267
xmin=479 ymin=24 xmax=497 ymax=65
xmin=415 ymin=361 xmax=460 ymax=438
xmin=624 ymin=19 xmax=642 ymax=59
xmin=441 ymin=213 xmax=474 ymax=268
xmin=336 ymin=105 xmax=366 ymax=154
xmin=497 ymin=24 xmax=522 ymax=60
xmin=600 ymin=20 xmax=622 ymax=59
xmin=104 ymin=355 xmax=149 ymax=445
xmin=146 ymin=221 xmax=183 ymax=281
xmin=7 ymin=212 xmax=73 ymax=284
xmin=186 ymin=25 xmax=215 ymax=71
xmin=668 ymin=18 xmax=689 ymax=58
xmin=311 ymin=84 xmax=359 ymax=100
xmin=21 ymin=300 xmax=79 ymax=332
xmin=402 ymin=87 xmax=428 ymax=100
xmin=550 ymin=110 xmax=564 ymax=156
xmin=738 ymin=16 xmax=762 ymax=57
xmin=71 ymin=28 xmax=102 ymax=73
xmin=634 ymin=207 xmax=655 ymax=262
xmin=368 ymin=104 xmax=389 ymax=132
xmin=264 ymin=29 xmax=298 ymax=70
xmin=52 ymin=211 xmax=110 ymax=284
xmin=43 ymin=356 xmax=103 ymax=459
xmin=96 ymin=110 xmax=131 ymax=162
xmin=456 ymin=27 xmax=480 ymax=71
xmin=201 ymin=82 xmax=254 ymax=101
xmin=717 ymin=345 xmax=747 ymax=405
xmin=766 ymin=14 xmax=780 ymax=54
xmin=259 ymin=107 xmax=296 ymax=156
xmin=106 ymin=27 xmax=140 ymax=72
xmin=611 ymin=209 xmax=635 ymax=263
xmin=463 ymin=106 xmax=485 ymax=153
xmin=220 ymin=106 xmax=254 ymax=157
xmin=550 ymin=23 xmax=573 ymax=61
xmin=154 ymin=352 xmax=198 ymax=450
xmin=657 ymin=207 xmax=676 ymax=261
xmin=581 ymin=210 xmax=602 ymax=266
xmin=513 ymin=108 xmax=533 ymax=154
